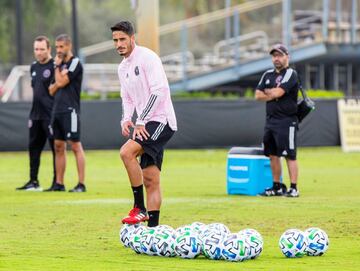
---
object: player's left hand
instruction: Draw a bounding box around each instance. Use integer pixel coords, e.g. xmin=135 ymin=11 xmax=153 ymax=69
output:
xmin=132 ymin=125 xmax=150 ymax=141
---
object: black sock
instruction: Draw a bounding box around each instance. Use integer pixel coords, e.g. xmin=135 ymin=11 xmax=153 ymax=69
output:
xmin=290 ymin=183 xmax=297 ymax=189
xmin=148 ymin=210 xmax=160 ymax=227
xmin=273 ymin=182 xmax=281 ymax=190
xmin=131 ymin=185 xmax=145 ymax=211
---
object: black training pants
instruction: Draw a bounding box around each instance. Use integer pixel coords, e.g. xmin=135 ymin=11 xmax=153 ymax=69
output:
xmin=28 ymin=119 xmax=56 ymax=181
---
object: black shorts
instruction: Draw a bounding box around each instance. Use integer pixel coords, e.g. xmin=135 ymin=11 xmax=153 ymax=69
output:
xmin=51 ymin=111 xmax=81 ymax=142
xmin=134 ymin=121 xmax=175 ymax=171
xmin=263 ymin=118 xmax=298 ymax=160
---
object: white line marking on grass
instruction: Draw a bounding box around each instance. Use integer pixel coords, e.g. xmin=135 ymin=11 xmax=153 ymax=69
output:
xmin=54 ymin=197 xmax=233 ymax=205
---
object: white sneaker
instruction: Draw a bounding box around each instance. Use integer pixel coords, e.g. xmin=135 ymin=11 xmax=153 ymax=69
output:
xmin=285 ymin=188 xmax=299 ymax=197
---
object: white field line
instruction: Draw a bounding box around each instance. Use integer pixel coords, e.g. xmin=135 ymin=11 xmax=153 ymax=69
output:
xmin=54 ymin=197 xmax=234 ymax=205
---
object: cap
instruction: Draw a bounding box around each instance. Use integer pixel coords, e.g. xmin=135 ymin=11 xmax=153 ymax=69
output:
xmin=269 ymin=44 xmax=289 ymax=55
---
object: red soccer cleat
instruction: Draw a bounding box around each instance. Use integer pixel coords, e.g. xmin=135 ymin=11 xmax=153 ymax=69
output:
xmin=121 ymin=207 xmax=149 ymax=224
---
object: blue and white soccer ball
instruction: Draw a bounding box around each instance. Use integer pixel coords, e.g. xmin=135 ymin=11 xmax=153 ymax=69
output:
xmin=304 ymin=227 xmax=329 ymax=256
xmin=221 ymin=233 xmax=250 ymax=262
xmin=207 ymin=223 xmax=230 ymax=235
xmin=128 ymin=225 xmax=147 ymax=254
xmin=140 ymin=228 xmax=158 ymax=255
xmin=119 ymin=224 xmax=141 ymax=248
xmin=201 ymin=229 xmax=226 ymax=260
xmin=174 ymin=229 xmax=201 ymax=259
xmin=238 ymin=228 xmax=264 ymax=259
xmin=198 ymin=223 xmax=229 ymax=247
xmin=279 ymin=229 xmax=308 ymax=258
xmin=152 ymin=226 xmax=177 ymax=257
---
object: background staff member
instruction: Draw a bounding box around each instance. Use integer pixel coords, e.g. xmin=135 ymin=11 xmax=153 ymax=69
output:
xmin=48 ymin=34 xmax=86 ymax=192
xmin=16 ymin=36 xmax=56 ymax=191
xmin=255 ymin=44 xmax=300 ymax=197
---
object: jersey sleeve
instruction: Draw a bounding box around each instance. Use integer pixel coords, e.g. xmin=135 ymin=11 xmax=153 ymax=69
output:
xmin=120 ymin=87 xmax=135 ymax=126
xmin=278 ymin=69 xmax=298 ymax=93
xmin=67 ymin=57 xmax=83 ymax=81
xmin=30 ymin=64 xmax=35 ymax=88
xmin=256 ymin=72 xmax=267 ymax=91
xmin=135 ymin=52 xmax=167 ymax=126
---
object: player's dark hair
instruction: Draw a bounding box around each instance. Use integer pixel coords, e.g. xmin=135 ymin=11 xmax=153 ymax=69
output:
xmin=34 ymin=35 xmax=50 ymax=49
xmin=55 ymin=34 xmax=72 ymax=44
xmin=110 ymin=21 xmax=135 ymax=36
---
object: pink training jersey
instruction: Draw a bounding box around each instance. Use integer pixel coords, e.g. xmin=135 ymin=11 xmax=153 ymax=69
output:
xmin=117 ymin=45 xmax=177 ymax=131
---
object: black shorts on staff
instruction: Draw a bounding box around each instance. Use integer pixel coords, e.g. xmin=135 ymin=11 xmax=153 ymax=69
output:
xmin=263 ymin=117 xmax=298 ymax=160
xmin=134 ymin=121 xmax=175 ymax=171
xmin=51 ymin=110 xmax=81 ymax=142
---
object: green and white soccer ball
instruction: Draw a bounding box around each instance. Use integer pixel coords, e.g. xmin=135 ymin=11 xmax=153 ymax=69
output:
xmin=221 ymin=233 xmax=250 ymax=262
xmin=140 ymin=228 xmax=158 ymax=255
xmin=279 ymin=229 xmax=308 ymax=258
xmin=128 ymin=225 xmax=147 ymax=254
xmin=304 ymin=227 xmax=329 ymax=256
xmin=174 ymin=228 xmax=201 ymax=259
xmin=238 ymin=228 xmax=263 ymax=259
xmin=119 ymin=224 xmax=141 ymax=248
xmin=152 ymin=226 xmax=177 ymax=257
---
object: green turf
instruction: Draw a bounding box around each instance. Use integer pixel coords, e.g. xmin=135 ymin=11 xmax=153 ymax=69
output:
xmin=0 ymin=147 xmax=359 ymax=270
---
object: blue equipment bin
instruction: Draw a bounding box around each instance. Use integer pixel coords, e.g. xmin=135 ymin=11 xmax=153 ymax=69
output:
xmin=227 ymin=147 xmax=274 ymax=196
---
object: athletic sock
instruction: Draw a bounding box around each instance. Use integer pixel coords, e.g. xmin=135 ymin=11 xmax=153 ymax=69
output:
xmin=148 ymin=210 xmax=160 ymax=227
xmin=131 ymin=184 xmax=145 ymax=211
xmin=273 ymin=182 xmax=281 ymax=190
xmin=290 ymin=183 xmax=297 ymax=190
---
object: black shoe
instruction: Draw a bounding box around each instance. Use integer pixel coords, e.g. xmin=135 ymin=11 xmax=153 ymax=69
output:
xmin=16 ymin=180 xmax=42 ymax=191
xmin=44 ymin=182 xmax=65 ymax=192
xmin=69 ymin=183 xmax=86 ymax=192
xmin=260 ymin=183 xmax=287 ymax=196
xmin=43 ymin=180 xmax=57 ymax=192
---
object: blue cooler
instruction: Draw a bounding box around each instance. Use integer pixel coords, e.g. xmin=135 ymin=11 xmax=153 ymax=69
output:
xmin=226 ymin=147 xmax=274 ymax=196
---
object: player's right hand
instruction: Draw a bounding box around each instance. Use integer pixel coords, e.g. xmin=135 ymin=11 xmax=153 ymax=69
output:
xmin=121 ymin=121 xmax=134 ymax=137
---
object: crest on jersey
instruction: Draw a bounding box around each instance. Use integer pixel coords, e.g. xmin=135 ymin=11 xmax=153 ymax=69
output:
xmin=275 ymin=75 xmax=283 ymax=85
xmin=134 ymin=66 xmax=139 ymax=76
xmin=43 ymin=69 xmax=51 ymax=78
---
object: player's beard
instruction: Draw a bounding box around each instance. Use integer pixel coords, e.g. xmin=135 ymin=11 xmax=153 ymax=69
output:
xmin=118 ymin=42 xmax=133 ymax=57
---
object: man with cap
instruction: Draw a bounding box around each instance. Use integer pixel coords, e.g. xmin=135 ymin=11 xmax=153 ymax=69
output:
xmin=255 ymin=43 xmax=300 ymax=197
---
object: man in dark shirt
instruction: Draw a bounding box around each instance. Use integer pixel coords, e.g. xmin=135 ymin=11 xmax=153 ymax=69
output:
xmin=47 ymin=34 xmax=86 ymax=192
xmin=255 ymin=44 xmax=300 ymax=197
xmin=16 ymin=36 xmax=56 ymax=191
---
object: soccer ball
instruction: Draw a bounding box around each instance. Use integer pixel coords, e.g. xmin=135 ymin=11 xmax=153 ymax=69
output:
xmin=207 ymin=223 xmax=230 ymax=235
xmin=190 ymin=222 xmax=207 ymax=234
xmin=198 ymin=223 xmax=229 ymax=247
xmin=152 ymin=227 xmax=177 ymax=257
xmin=238 ymin=228 xmax=263 ymax=259
xmin=140 ymin=228 xmax=158 ymax=255
xmin=119 ymin=224 xmax=141 ymax=248
xmin=128 ymin=225 xmax=147 ymax=254
xmin=201 ymin=230 xmax=226 ymax=260
xmin=279 ymin=229 xmax=308 ymax=258
xmin=221 ymin=233 xmax=250 ymax=262
xmin=304 ymin=227 xmax=329 ymax=256
xmin=174 ymin=230 xmax=201 ymax=259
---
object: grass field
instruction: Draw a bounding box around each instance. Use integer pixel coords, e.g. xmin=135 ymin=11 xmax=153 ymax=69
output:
xmin=0 ymin=147 xmax=360 ymax=271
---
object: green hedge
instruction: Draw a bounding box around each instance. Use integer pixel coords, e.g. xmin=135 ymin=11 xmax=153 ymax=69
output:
xmin=80 ymin=89 xmax=345 ymax=100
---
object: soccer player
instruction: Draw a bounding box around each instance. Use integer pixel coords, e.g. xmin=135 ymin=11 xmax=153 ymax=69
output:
xmin=16 ymin=36 xmax=56 ymax=191
xmin=255 ymin=44 xmax=300 ymax=197
xmin=111 ymin=21 xmax=177 ymax=227
xmin=47 ymin=34 xmax=86 ymax=192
